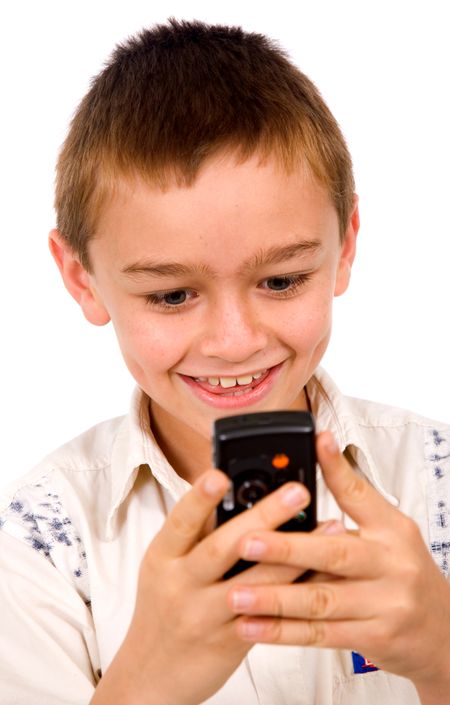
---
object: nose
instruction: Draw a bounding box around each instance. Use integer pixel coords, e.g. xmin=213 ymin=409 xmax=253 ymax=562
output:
xmin=199 ymin=295 xmax=268 ymax=363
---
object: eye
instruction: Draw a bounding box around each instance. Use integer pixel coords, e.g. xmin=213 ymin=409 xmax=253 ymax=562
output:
xmin=262 ymin=272 xmax=312 ymax=296
xmin=161 ymin=290 xmax=187 ymax=305
xmin=145 ymin=288 xmax=196 ymax=310
xmin=266 ymin=276 xmax=294 ymax=291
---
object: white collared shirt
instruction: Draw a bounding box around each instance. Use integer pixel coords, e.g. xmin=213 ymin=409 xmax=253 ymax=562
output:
xmin=1 ymin=368 xmax=449 ymax=705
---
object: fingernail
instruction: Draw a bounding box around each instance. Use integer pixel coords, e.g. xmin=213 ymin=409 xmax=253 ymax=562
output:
xmin=322 ymin=519 xmax=346 ymax=535
xmin=231 ymin=588 xmax=255 ymax=611
xmin=242 ymin=537 xmax=267 ymax=559
xmin=324 ymin=432 xmax=339 ymax=455
xmin=281 ymin=483 xmax=307 ymax=507
xmin=203 ymin=472 xmax=228 ymax=497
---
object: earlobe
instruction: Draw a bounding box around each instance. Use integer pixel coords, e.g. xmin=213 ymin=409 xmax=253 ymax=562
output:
xmin=334 ymin=197 xmax=360 ymax=297
xmin=48 ymin=229 xmax=111 ymax=326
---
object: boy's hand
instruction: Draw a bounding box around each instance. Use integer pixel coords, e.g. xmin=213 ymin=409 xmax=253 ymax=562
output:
xmin=92 ymin=467 xmax=313 ymax=705
xmin=227 ymin=431 xmax=450 ymax=698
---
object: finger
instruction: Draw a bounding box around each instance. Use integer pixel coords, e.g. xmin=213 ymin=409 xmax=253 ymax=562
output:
xmin=306 ymin=571 xmax=342 ymax=583
xmin=151 ymin=469 xmax=230 ymax=558
xmin=225 ymin=522 xmax=339 ymax=588
xmin=228 ymin=579 xmax=377 ymax=621
xmin=317 ymin=431 xmax=398 ymax=530
xmin=236 ymin=531 xmax=385 ymax=578
xmin=186 ymin=481 xmax=311 ymax=583
xmin=235 ymin=615 xmax=378 ymax=654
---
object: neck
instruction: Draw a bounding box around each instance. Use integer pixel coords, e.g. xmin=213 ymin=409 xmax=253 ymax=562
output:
xmin=149 ymin=402 xmax=211 ymax=484
xmin=149 ymin=387 xmax=310 ymax=485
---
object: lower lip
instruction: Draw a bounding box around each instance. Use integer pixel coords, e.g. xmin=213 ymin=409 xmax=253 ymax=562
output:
xmin=179 ymin=364 xmax=283 ymax=409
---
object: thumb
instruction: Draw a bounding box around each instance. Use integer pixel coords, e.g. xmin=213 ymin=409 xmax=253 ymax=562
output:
xmin=316 ymin=431 xmax=395 ymax=530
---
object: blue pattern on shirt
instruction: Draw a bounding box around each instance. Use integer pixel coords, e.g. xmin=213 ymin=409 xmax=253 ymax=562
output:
xmin=0 ymin=477 xmax=90 ymax=605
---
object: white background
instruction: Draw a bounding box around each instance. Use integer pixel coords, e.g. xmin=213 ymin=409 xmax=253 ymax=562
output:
xmin=0 ymin=0 xmax=448 ymax=485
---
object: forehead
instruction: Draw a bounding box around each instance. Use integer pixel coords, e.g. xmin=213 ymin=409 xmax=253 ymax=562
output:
xmin=92 ymin=152 xmax=339 ymax=268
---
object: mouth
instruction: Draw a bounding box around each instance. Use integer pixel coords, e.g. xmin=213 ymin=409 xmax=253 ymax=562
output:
xmin=178 ymin=363 xmax=283 ymax=409
xmin=191 ymin=368 xmax=270 ymax=394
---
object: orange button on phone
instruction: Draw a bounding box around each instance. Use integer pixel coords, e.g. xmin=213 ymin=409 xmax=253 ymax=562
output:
xmin=272 ymin=453 xmax=290 ymax=469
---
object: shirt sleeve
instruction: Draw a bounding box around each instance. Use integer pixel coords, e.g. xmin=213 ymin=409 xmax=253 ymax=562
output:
xmin=0 ymin=475 xmax=101 ymax=705
xmin=0 ymin=529 xmax=100 ymax=705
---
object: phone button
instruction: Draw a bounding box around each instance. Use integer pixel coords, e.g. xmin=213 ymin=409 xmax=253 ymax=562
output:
xmin=295 ymin=510 xmax=307 ymax=522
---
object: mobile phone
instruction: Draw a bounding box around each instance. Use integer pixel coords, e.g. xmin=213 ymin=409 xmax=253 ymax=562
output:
xmin=213 ymin=410 xmax=316 ymax=578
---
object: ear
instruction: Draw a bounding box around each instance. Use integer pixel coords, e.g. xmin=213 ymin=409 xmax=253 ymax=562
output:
xmin=334 ymin=196 xmax=360 ymax=297
xmin=48 ymin=229 xmax=111 ymax=326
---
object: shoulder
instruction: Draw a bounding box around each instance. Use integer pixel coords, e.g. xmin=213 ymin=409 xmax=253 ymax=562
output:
xmin=343 ymin=394 xmax=448 ymax=434
xmin=341 ymin=395 xmax=450 ymax=470
xmin=343 ymin=395 xmax=450 ymax=476
xmin=338 ymin=390 xmax=450 ymax=479
xmin=310 ymin=367 xmax=449 ymax=442
xmin=0 ymin=413 xmax=128 ymax=604
xmin=0 ymin=413 xmax=126 ymax=509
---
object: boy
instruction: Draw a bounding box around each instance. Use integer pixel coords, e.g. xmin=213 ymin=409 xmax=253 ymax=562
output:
xmin=1 ymin=18 xmax=449 ymax=705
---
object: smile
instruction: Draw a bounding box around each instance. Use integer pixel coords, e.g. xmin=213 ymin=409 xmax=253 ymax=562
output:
xmin=193 ymin=369 xmax=267 ymax=389
xmin=179 ymin=364 xmax=283 ymax=409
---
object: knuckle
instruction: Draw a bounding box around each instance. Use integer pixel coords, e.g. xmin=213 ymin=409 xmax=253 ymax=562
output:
xmin=273 ymin=534 xmax=294 ymax=564
xmin=163 ymin=562 xmax=187 ymax=599
xmin=304 ymin=619 xmax=326 ymax=646
xmin=342 ymin=473 xmax=368 ymax=503
xmin=269 ymin=590 xmax=284 ymax=618
xmin=255 ymin=497 xmax=278 ymax=527
xmin=400 ymin=514 xmax=421 ymax=541
xmin=392 ymin=595 xmax=415 ymax=629
xmin=203 ymin=536 xmax=228 ymax=566
xmin=324 ymin=539 xmax=350 ymax=573
xmin=169 ymin=508 xmax=197 ymax=538
xmin=267 ymin=618 xmax=283 ymax=642
xmin=399 ymin=558 xmax=421 ymax=591
xmin=308 ymin=586 xmax=335 ymax=618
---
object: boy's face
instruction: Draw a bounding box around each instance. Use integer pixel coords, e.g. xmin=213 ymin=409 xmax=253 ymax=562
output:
xmin=52 ymin=152 xmax=358 ymax=445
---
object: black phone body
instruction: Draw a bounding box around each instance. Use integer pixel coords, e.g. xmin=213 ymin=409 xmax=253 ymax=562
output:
xmin=213 ymin=410 xmax=317 ymax=578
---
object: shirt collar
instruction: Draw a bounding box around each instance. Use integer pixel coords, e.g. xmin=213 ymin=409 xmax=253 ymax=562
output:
xmin=306 ymin=367 xmax=399 ymax=507
xmin=106 ymin=387 xmax=190 ymax=540
xmin=105 ymin=368 xmax=398 ymax=539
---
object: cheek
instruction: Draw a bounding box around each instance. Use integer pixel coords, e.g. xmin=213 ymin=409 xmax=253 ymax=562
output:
xmin=282 ymin=288 xmax=333 ymax=352
xmin=111 ymin=309 xmax=189 ymax=380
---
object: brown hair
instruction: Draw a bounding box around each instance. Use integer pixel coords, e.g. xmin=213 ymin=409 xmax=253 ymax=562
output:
xmin=55 ymin=18 xmax=355 ymax=271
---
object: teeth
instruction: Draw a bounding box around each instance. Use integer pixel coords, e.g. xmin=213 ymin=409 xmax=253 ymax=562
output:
xmin=219 ymin=377 xmax=236 ymax=388
xmin=193 ymin=369 xmax=268 ymax=388
xmin=228 ymin=388 xmax=248 ymax=396
xmin=236 ymin=375 xmax=253 ymax=386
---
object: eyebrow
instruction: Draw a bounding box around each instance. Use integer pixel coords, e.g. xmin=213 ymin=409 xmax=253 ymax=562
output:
xmin=121 ymin=239 xmax=322 ymax=279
